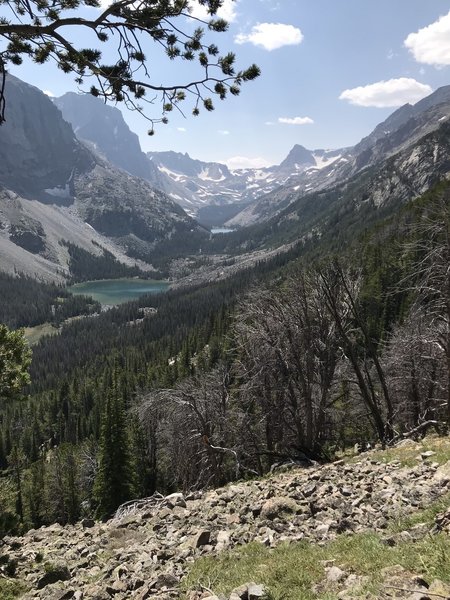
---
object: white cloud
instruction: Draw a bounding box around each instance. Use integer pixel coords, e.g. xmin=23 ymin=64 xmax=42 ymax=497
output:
xmin=224 ymin=156 xmax=271 ymax=170
xmin=265 ymin=121 xmax=275 ymax=126
xmin=405 ymin=11 xmax=450 ymax=66
xmin=218 ymin=129 xmax=230 ymax=135
xmin=235 ymin=22 xmax=303 ymax=51
xmin=189 ymin=0 xmax=238 ymax=23
xmin=339 ymin=78 xmax=432 ymax=108
xmin=177 ymin=127 xmax=187 ymax=132
xmin=43 ymin=90 xmax=55 ymax=97
xmin=278 ymin=116 xmax=314 ymax=125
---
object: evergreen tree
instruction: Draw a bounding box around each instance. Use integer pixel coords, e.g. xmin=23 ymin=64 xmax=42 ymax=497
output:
xmin=0 ymin=324 xmax=31 ymax=403
xmin=93 ymin=377 xmax=136 ymax=519
xmin=0 ymin=0 xmax=259 ymax=126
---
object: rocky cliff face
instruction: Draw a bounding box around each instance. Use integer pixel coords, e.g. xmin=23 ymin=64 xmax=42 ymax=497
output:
xmin=0 ymin=76 xmax=93 ymax=203
xmin=0 ymin=76 xmax=207 ymax=281
xmin=2 ymin=440 xmax=450 ymax=599
xmin=54 ymin=92 xmax=160 ymax=184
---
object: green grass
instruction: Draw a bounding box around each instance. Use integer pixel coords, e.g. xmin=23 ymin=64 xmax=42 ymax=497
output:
xmin=346 ymin=435 xmax=450 ymax=468
xmin=23 ymin=322 xmax=59 ymax=346
xmin=0 ymin=578 xmax=27 ymax=600
xmin=390 ymin=490 xmax=450 ymax=533
xmin=183 ymin=532 xmax=450 ymax=600
xmin=184 ymin=436 xmax=450 ymax=600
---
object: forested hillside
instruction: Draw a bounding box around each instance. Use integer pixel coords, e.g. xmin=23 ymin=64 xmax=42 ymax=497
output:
xmin=0 ymin=273 xmax=100 ymax=328
xmin=0 ymin=178 xmax=448 ymax=533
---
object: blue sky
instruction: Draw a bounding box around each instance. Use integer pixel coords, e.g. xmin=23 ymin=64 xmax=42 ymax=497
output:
xmin=5 ymin=0 xmax=450 ymax=168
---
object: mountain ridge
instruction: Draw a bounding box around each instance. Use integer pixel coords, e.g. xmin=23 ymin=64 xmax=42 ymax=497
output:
xmin=0 ymin=76 xmax=207 ymax=281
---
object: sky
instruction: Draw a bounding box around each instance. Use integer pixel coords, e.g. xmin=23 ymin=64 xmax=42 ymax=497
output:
xmin=5 ymin=0 xmax=450 ymax=168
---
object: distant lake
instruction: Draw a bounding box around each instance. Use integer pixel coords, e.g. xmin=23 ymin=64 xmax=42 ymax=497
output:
xmin=68 ymin=279 xmax=169 ymax=305
xmin=211 ymin=227 xmax=235 ymax=234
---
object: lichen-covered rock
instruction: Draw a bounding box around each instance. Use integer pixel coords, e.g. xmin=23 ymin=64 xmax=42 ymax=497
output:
xmin=260 ymin=497 xmax=299 ymax=520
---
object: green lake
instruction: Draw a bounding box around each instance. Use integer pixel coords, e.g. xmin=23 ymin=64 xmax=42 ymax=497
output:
xmin=68 ymin=278 xmax=169 ymax=305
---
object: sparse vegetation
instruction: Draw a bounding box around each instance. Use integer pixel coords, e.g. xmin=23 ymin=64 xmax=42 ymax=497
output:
xmin=0 ymin=579 xmax=27 ymax=600
xmin=184 ymin=531 xmax=450 ymax=600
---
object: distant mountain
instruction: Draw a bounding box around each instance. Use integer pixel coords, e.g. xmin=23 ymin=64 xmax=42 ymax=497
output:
xmin=53 ymin=91 xmax=354 ymax=226
xmin=148 ymin=145 xmax=350 ymax=225
xmin=0 ymin=76 xmax=207 ymax=281
xmin=278 ymin=144 xmax=315 ymax=170
xmin=54 ymin=92 xmax=160 ymax=183
xmin=147 ymin=150 xmax=231 ymax=180
xmin=227 ymin=85 xmax=450 ymax=227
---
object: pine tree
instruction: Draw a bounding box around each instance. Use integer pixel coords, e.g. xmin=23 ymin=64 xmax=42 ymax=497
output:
xmin=93 ymin=377 xmax=136 ymax=519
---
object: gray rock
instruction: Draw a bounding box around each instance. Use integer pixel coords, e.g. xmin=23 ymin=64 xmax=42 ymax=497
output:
xmin=165 ymin=493 xmax=187 ymax=509
xmin=37 ymin=565 xmax=71 ymax=589
xmin=155 ymin=572 xmax=179 ymax=589
xmin=260 ymin=497 xmax=299 ymax=520
xmin=326 ymin=566 xmax=345 ymax=582
xmin=248 ymin=583 xmax=266 ymax=599
xmin=216 ymin=530 xmax=231 ymax=550
xmin=193 ymin=530 xmax=211 ymax=548
xmin=421 ymin=451 xmax=436 ymax=459
xmin=229 ymin=583 xmax=250 ymax=599
xmin=49 ymin=591 xmax=75 ymax=600
xmin=81 ymin=519 xmax=95 ymax=529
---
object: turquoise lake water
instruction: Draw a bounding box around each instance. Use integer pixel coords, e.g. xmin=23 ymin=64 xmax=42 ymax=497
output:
xmin=68 ymin=279 xmax=169 ymax=305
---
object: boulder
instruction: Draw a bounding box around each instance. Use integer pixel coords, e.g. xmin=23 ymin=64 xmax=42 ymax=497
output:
xmin=192 ymin=530 xmax=211 ymax=548
xmin=37 ymin=565 xmax=71 ymax=589
xmin=260 ymin=497 xmax=299 ymax=520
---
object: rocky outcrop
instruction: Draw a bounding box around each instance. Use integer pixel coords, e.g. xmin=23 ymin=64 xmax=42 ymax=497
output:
xmin=2 ymin=444 xmax=450 ymax=599
xmin=54 ymin=92 xmax=160 ymax=185
xmin=0 ymin=75 xmax=93 ymax=203
xmin=0 ymin=76 xmax=207 ymax=280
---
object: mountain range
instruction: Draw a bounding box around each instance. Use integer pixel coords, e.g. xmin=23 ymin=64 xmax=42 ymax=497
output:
xmin=55 ymin=85 xmax=450 ymax=229
xmin=54 ymin=91 xmax=352 ymax=225
xmin=0 ymin=75 xmax=450 ymax=283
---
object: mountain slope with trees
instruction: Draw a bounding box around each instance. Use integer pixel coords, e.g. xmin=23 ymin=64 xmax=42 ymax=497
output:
xmin=0 ymin=177 xmax=448 ymax=532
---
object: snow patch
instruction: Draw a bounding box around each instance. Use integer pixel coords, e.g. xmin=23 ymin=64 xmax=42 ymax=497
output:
xmin=312 ymin=153 xmax=342 ymax=170
xmin=198 ymin=168 xmax=226 ymax=182
xmin=433 ymin=143 xmax=440 ymax=164
xmin=44 ymin=183 xmax=72 ymax=198
xmin=159 ymin=166 xmax=185 ymax=182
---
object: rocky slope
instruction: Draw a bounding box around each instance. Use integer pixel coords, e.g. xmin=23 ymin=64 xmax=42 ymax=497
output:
xmin=2 ymin=439 xmax=450 ymax=599
xmin=227 ymin=86 xmax=450 ymax=227
xmin=0 ymin=76 xmax=207 ymax=281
